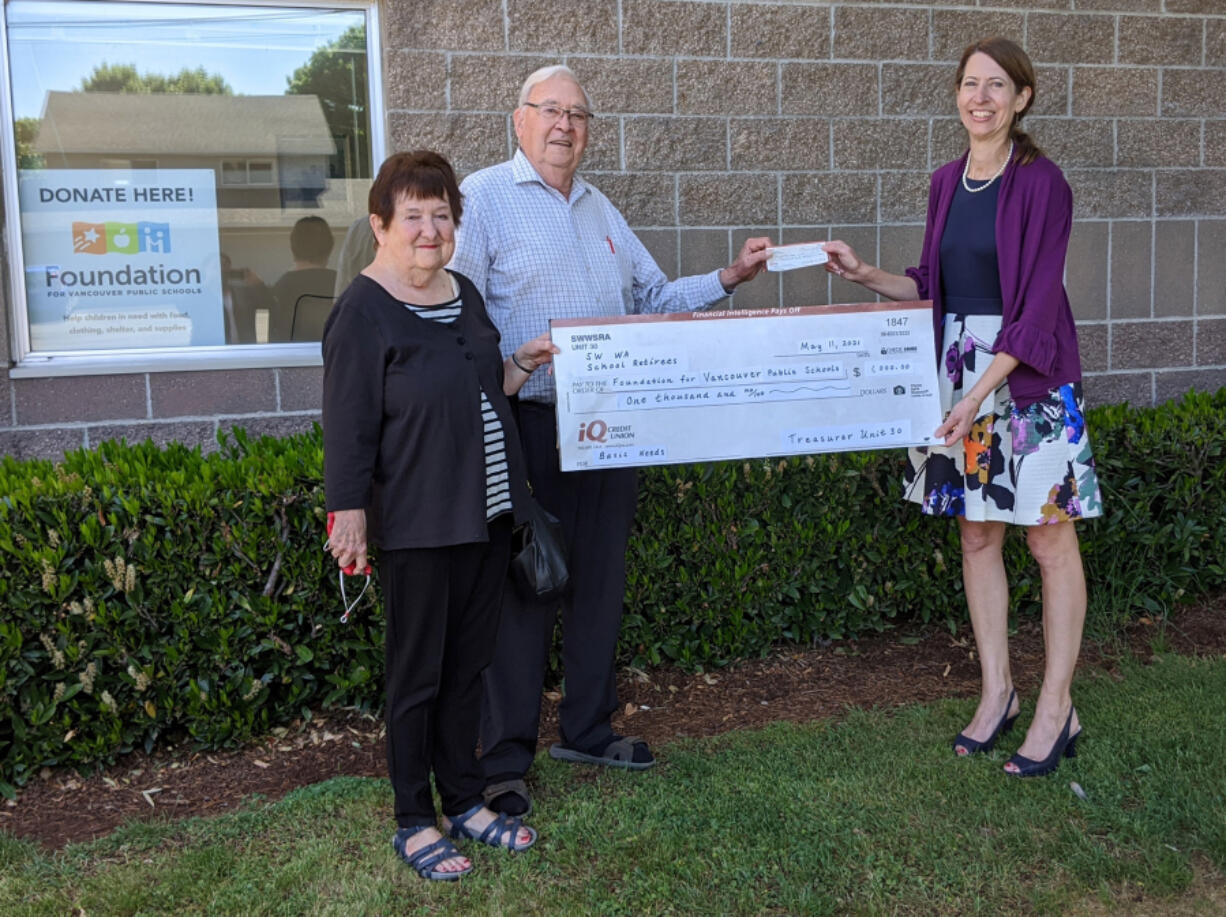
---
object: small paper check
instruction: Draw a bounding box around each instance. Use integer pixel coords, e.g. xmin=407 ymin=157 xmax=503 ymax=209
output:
xmin=551 ymin=301 xmax=943 ymax=471
xmin=766 ymin=242 xmax=829 ymax=272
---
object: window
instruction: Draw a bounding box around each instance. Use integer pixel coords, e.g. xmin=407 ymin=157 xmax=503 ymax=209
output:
xmin=2 ymin=0 xmax=382 ymax=373
xmin=100 ymin=158 xmax=160 ymax=170
xmin=221 ymin=159 xmax=276 ymax=186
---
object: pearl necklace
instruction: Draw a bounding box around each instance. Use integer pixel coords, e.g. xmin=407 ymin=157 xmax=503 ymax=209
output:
xmin=961 ymin=141 xmax=1013 ymax=193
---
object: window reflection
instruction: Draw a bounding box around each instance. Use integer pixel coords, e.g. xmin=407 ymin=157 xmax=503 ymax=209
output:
xmin=7 ymin=1 xmax=372 ymax=353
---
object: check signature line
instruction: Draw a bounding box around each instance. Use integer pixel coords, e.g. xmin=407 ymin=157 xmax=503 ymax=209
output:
xmin=761 ymin=385 xmax=852 ymax=395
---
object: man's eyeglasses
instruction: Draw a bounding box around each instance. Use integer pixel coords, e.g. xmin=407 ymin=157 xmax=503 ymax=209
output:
xmin=523 ymin=102 xmax=593 ymax=126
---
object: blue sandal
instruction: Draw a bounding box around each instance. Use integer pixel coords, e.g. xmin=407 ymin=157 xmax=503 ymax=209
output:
xmin=392 ymin=826 xmax=473 ymax=881
xmin=446 ymin=803 xmax=537 ymax=852
xmin=953 ymin=689 xmax=1019 ymax=757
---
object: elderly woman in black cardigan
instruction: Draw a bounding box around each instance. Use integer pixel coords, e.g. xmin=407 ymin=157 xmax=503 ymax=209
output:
xmin=323 ymin=150 xmax=557 ymax=880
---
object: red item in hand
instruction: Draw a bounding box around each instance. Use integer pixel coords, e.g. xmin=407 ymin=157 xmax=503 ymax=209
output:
xmin=326 ymin=511 xmax=371 ymax=576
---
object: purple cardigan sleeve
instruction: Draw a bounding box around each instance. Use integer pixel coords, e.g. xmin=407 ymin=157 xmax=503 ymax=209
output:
xmin=904 ymin=172 xmax=940 ymax=300
xmin=991 ymin=162 xmax=1073 ymax=377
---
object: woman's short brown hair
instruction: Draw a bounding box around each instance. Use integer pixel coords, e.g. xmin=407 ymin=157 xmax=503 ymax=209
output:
xmin=368 ymin=150 xmax=463 ymax=229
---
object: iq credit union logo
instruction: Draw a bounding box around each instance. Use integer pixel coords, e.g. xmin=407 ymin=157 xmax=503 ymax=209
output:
xmin=578 ymin=419 xmax=636 ymax=444
xmin=577 ymin=419 xmax=608 ymax=443
xmin=73 ymin=221 xmax=172 ymax=256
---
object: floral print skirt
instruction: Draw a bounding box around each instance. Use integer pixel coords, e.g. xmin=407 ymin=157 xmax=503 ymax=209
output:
xmin=903 ymin=313 xmax=1104 ymax=525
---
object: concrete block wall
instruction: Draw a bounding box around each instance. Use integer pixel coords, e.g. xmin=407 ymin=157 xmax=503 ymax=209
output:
xmin=2 ymin=0 xmax=1224 ymax=458
xmin=386 ymin=0 xmax=1226 ymax=410
xmin=0 ymin=368 xmax=322 ymax=460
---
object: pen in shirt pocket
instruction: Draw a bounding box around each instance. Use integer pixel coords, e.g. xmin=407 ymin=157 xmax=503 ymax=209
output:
xmin=606 ymin=235 xmax=615 ymax=254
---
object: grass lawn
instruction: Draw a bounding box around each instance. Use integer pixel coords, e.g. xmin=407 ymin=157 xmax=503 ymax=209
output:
xmin=2 ymin=652 xmax=1223 ymax=916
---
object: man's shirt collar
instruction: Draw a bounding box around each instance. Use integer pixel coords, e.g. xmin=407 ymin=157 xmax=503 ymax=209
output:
xmin=511 ymin=148 xmax=588 ymax=202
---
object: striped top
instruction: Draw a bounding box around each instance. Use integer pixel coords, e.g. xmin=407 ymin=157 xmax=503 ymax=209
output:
xmin=404 ymin=283 xmax=512 ymax=521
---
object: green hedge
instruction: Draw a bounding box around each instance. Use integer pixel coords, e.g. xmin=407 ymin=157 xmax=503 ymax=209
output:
xmin=625 ymin=389 xmax=1226 ymax=665
xmin=0 ymin=430 xmax=381 ymax=796
xmin=2 ymin=391 xmax=1224 ymax=793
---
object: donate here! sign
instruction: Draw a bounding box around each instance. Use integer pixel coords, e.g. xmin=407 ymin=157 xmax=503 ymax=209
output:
xmin=19 ymin=169 xmax=223 ymax=352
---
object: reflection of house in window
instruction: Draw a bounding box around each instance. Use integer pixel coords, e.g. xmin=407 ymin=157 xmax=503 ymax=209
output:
xmin=221 ymin=159 xmax=275 ymax=186
xmin=35 ymin=91 xmax=336 ymax=208
xmin=99 ymin=158 xmax=159 ymax=170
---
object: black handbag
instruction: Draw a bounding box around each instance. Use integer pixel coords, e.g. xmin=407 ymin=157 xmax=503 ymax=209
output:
xmin=509 ymin=496 xmax=570 ymax=602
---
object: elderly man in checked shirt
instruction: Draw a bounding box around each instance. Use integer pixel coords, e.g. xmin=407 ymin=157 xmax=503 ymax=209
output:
xmin=450 ymin=64 xmax=772 ymax=816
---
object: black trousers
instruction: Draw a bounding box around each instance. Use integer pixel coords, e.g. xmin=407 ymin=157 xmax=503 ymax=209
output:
xmin=383 ymin=516 xmax=512 ymax=828
xmin=480 ymin=402 xmax=638 ymax=780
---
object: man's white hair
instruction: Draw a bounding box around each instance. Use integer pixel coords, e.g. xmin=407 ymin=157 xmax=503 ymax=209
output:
xmin=517 ymin=65 xmax=592 ymax=110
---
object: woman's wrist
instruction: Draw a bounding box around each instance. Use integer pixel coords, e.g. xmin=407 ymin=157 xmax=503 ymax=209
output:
xmin=510 ymin=351 xmax=535 ymax=374
xmin=961 ymin=391 xmax=986 ymax=411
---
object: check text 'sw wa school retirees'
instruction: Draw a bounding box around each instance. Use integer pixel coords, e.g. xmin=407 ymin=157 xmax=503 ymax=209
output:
xmin=822 ymin=37 xmax=1103 ymax=779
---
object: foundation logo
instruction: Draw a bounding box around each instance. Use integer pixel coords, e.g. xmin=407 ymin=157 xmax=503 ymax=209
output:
xmin=73 ymin=221 xmax=172 ymax=256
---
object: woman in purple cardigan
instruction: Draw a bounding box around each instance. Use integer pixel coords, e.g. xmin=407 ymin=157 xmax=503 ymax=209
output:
xmin=823 ymin=37 xmax=1103 ymax=778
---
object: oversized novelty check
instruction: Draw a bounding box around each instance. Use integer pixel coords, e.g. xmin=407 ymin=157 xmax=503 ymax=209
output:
xmin=551 ymin=301 xmax=942 ymax=471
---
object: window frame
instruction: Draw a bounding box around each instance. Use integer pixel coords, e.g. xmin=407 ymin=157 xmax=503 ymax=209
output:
xmin=100 ymin=158 xmax=160 ymax=170
xmin=221 ymin=157 xmax=278 ymax=186
xmin=0 ymin=0 xmax=384 ymax=378
xmin=221 ymin=159 xmax=250 ymax=186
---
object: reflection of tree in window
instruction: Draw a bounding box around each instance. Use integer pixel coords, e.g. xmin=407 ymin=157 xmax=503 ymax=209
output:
xmin=79 ymin=62 xmax=233 ymax=95
xmin=15 ymin=117 xmax=43 ymax=168
xmin=285 ymin=24 xmax=369 ymax=179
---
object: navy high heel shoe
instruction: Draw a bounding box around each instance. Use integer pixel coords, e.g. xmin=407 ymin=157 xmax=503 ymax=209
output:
xmin=1004 ymin=706 xmax=1080 ymax=777
xmin=953 ymin=688 xmax=1019 ymax=756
